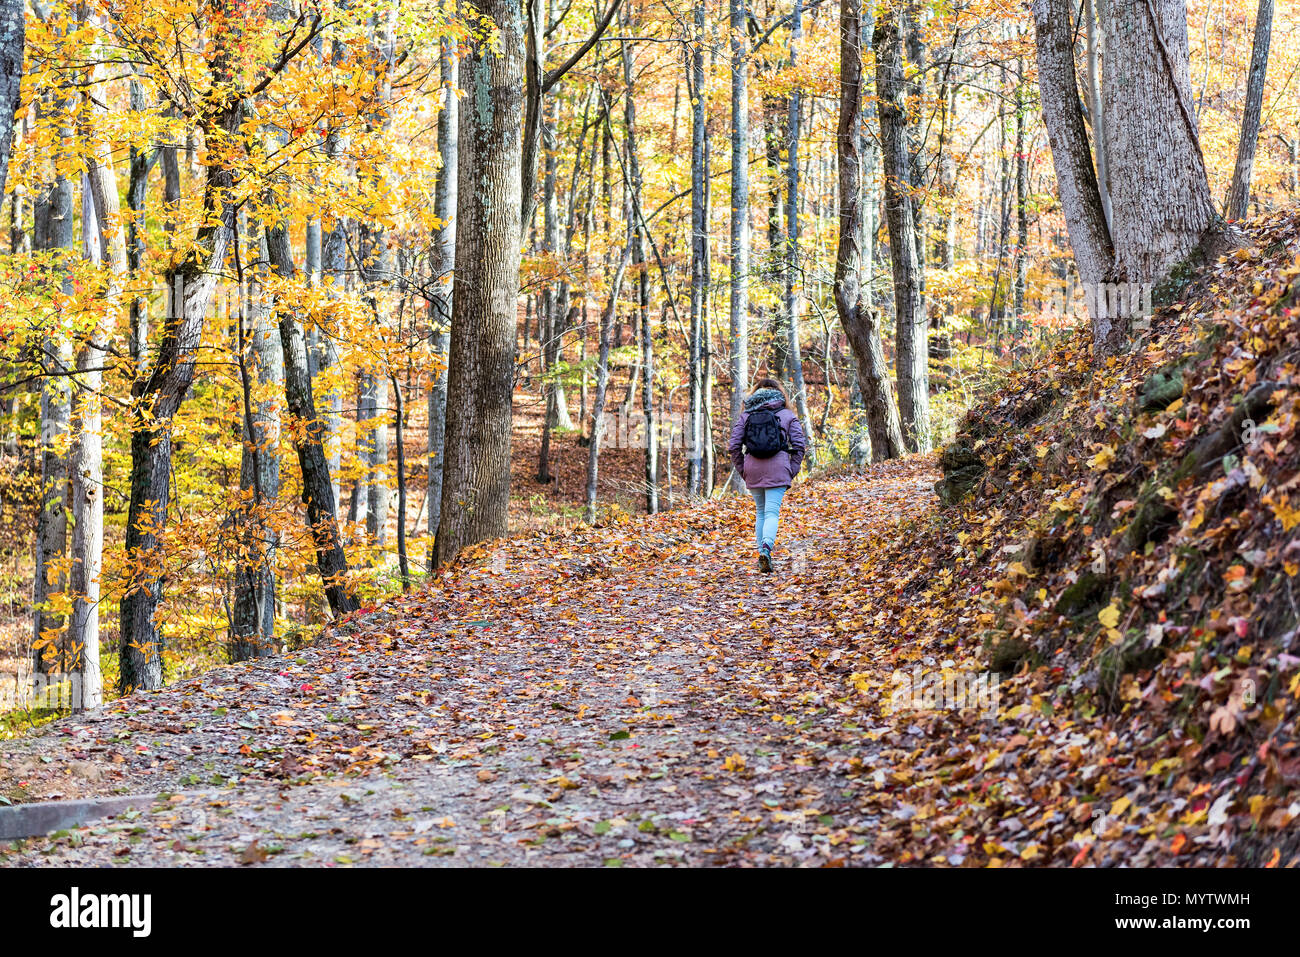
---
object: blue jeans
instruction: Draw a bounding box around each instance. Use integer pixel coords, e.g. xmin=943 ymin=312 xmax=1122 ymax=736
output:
xmin=751 ymin=486 xmax=787 ymax=550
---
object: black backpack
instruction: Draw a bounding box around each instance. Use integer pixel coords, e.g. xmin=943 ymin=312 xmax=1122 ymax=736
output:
xmin=743 ymin=408 xmax=787 ymax=459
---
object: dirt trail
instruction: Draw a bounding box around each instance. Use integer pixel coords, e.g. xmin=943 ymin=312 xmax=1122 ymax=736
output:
xmin=1 ymin=461 xmax=936 ymax=867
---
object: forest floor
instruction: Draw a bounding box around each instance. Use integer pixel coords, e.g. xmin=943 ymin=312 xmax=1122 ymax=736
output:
xmin=1 ymin=459 xmax=940 ymax=867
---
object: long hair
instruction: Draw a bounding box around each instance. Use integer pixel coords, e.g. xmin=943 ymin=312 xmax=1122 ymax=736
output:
xmin=749 ymin=377 xmax=791 ymax=411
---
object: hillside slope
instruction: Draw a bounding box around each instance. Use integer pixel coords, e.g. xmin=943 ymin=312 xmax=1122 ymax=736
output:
xmin=877 ymin=210 xmax=1300 ymax=865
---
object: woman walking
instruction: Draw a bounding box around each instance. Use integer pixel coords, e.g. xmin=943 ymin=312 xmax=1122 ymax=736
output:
xmin=727 ymin=378 xmax=807 ymax=572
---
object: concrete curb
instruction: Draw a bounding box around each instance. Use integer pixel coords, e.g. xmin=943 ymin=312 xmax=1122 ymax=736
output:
xmin=0 ymin=791 xmax=209 ymax=841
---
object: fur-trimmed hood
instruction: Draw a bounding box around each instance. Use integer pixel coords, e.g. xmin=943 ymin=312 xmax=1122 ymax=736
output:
xmin=744 ymin=387 xmax=786 ymax=413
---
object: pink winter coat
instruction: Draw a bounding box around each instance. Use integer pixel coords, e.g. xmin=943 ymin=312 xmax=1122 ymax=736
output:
xmin=728 ymin=396 xmax=806 ymax=489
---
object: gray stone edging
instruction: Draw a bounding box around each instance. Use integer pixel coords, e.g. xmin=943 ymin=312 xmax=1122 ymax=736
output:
xmin=0 ymin=791 xmax=208 ymax=841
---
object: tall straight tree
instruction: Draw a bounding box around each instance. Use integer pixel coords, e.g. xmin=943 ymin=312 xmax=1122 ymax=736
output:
xmin=434 ymin=0 xmax=524 ymax=568
xmin=686 ymin=0 xmax=707 ymax=497
xmin=231 ymin=229 xmax=283 ymax=660
xmin=1030 ymin=0 xmax=1112 ymax=316
xmin=1082 ymin=0 xmax=1111 ymax=229
xmin=427 ymin=19 xmax=458 ymax=568
xmin=33 ymin=168 xmax=74 ymax=675
xmin=0 ymin=0 xmax=23 ymax=198
xmin=728 ymin=0 xmax=750 ymax=492
xmin=270 ymin=216 xmax=358 ymax=619
xmin=783 ymin=0 xmax=815 ymax=467
xmin=1226 ymin=0 xmax=1273 ymax=220
xmin=67 ymin=43 xmax=126 ymax=705
xmin=584 ymin=240 xmax=631 ymax=523
xmin=620 ymin=37 xmax=658 ymax=514
xmin=875 ymin=0 xmax=929 ymax=452
xmin=837 ymin=0 xmax=904 ymax=461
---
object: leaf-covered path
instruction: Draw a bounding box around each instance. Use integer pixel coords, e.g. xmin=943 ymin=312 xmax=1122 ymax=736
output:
xmin=2 ymin=461 xmax=937 ymax=867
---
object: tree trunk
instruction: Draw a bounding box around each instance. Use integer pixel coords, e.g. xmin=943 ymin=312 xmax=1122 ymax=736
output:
xmin=366 ymin=373 xmax=390 ymax=546
xmin=1083 ymin=0 xmax=1111 ymax=230
xmin=320 ymin=30 xmax=350 ymax=512
xmin=392 ymin=374 xmax=410 ymax=590
xmin=904 ymin=0 xmax=928 ymax=307
xmin=1225 ymin=0 xmax=1273 ymax=220
xmin=33 ymin=177 xmax=73 ymax=676
xmin=428 ymin=26 xmax=457 ymax=563
xmin=728 ymin=0 xmax=749 ymax=493
xmin=434 ymin=0 xmax=524 ymax=568
xmin=687 ymin=0 xmax=707 ymax=497
xmin=784 ymin=0 xmax=816 ymax=468
xmin=127 ymin=79 xmax=151 ymax=369
xmin=1030 ymin=0 xmax=1114 ymax=341
xmin=120 ymin=101 xmax=241 ymax=692
xmin=231 ymin=231 xmax=282 ymax=661
xmin=838 ymin=0 xmax=905 ymax=462
xmin=875 ymin=3 xmax=929 ymax=453
xmin=1012 ymin=57 xmax=1028 ymax=326
xmin=537 ymin=94 xmax=564 ymax=482
xmin=585 ymin=244 xmax=631 ymax=522
xmin=67 ymin=63 xmax=125 ymax=704
xmin=622 ymin=41 xmax=658 ymax=514
xmin=268 ymin=220 xmax=359 ymax=619
xmin=1101 ymin=0 xmax=1216 ymax=290
xmin=764 ymin=95 xmax=786 ymax=378
xmin=0 ymin=0 xmax=23 ymax=199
